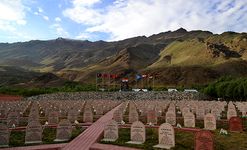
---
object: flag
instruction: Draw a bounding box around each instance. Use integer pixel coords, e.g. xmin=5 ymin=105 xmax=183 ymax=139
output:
xmin=136 ymin=74 xmax=142 ymax=81
xmin=96 ymin=73 xmax=102 ymax=78
xmin=110 ymin=74 xmax=117 ymax=79
xmin=103 ymin=74 xmax=108 ymax=78
xmin=122 ymin=78 xmax=128 ymax=82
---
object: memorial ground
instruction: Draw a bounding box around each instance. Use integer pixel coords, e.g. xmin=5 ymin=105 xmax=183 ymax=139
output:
xmin=0 ymin=92 xmax=247 ymax=150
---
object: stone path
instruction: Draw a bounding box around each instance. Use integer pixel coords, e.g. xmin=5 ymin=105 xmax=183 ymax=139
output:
xmin=62 ymin=103 xmax=122 ymax=150
xmin=90 ymin=143 xmax=141 ymax=150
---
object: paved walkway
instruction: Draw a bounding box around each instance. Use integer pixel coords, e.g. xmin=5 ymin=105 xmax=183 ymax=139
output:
xmin=62 ymin=103 xmax=122 ymax=150
xmin=90 ymin=143 xmax=141 ymax=150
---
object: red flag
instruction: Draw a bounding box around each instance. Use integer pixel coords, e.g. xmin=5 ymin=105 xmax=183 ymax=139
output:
xmin=122 ymin=78 xmax=128 ymax=82
xmin=103 ymin=74 xmax=108 ymax=78
xmin=96 ymin=73 xmax=102 ymax=78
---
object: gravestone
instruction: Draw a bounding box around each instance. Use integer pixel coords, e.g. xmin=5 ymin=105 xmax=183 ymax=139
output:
xmin=83 ymin=107 xmax=93 ymax=123
xmin=48 ymin=111 xmax=59 ymax=124
xmin=127 ymin=121 xmax=145 ymax=144
xmin=129 ymin=109 xmax=139 ymax=124
xmin=184 ymin=112 xmax=195 ymax=127
xmin=227 ymin=109 xmax=237 ymax=120
xmin=147 ymin=110 xmax=157 ymax=125
xmin=195 ymin=130 xmax=213 ymax=150
xmin=102 ymin=120 xmax=118 ymax=142
xmin=54 ymin=119 xmax=72 ymax=141
xmin=204 ymin=113 xmax=216 ymax=130
xmin=113 ymin=109 xmax=123 ymax=124
xmin=68 ymin=109 xmax=79 ymax=123
xmin=229 ymin=117 xmax=243 ymax=132
xmin=25 ymin=121 xmax=42 ymax=144
xmin=196 ymin=105 xmax=205 ymax=119
xmin=0 ymin=108 xmax=7 ymax=118
xmin=7 ymin=111 xmax=19 ymax=127
xmin=154 ymin=123 xmax=175 ymax=149
xmin=166 ymin=111 xmax=176 ymax=125
xmin=0 ymin=123 xmax=9 ymax=147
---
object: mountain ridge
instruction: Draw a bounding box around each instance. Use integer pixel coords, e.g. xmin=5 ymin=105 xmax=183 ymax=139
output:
xmin=0 ymin=28 xmax=247 ymax=86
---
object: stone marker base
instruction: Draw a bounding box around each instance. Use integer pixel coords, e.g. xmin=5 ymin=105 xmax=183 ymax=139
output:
xmin=101 ymin=138 xmax=117 ymax=142
xmin=54 ymin=139 xmax=69 ymax=142
xmin=0 ymin=145 xmax=9 ymax=148
xmin=126 ymin=141 xmax=143 ymax=145
xmin=25 ymin=141 xmax=42 ymax=144
xmin=153 ymin=144 xmax=173 ymax=149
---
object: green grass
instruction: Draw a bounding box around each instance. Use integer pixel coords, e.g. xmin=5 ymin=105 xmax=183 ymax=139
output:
xmin=101 ymin=128 xmax=247 ymax=150
xmin=101 ymin=128 xmax=194 ymax=150
xmin=8 ymin=127 xmax=84 ymax=147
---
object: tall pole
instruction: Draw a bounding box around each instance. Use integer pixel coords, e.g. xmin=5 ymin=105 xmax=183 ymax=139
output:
xmin=95 ymin=74 xmax=97 ymax=91
xmin=153 ymin=76 xmax=155 ymax=90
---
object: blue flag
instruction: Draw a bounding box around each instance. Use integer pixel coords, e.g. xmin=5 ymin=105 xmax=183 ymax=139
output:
xmin=136 ymin=74 xmax=142 ymax=81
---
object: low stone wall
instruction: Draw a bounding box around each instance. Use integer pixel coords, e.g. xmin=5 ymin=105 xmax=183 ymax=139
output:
xmin=26 ymin=91 xmax=208 ymax=101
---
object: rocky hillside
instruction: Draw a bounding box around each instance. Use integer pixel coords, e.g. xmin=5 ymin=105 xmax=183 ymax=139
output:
xmin=0 ymin=28 xmax=247 ymax=86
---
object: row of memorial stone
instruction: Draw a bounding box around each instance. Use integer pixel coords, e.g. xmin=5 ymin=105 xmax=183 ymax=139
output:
xmin=103 ymin=118 xmax=243 ymax=150
xmin=0 ymin=119 xmax=74 ymax=147
xmin=1 ymin=100 xmax=121 ymax=128
xmin=112 ymin=101 xmax=245 ymax=130
xmin=26 ymin=91 xmax=202 ymax=101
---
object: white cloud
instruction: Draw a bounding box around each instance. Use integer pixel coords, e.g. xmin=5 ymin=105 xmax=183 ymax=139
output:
xmin=75 ymin=32 xmax=90 ymax=40
xmin=72 ymin=0 xmax=101 ymax=7
xmin=50 ymin=23 xmax=69 ymax=37
xmin=43 ymin=15 xmax=49 ymax=21
xmin=0 ymin=0 xmax=26 ymax=25
xmin=38 ymin=7 xmax=43 ymax=13
xmin=63 ymin=0 xmax=247 ymax=41
xmin=55 ymin=17 xmax=61 ymax=22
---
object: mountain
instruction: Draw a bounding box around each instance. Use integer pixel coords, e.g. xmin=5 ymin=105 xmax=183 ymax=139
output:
xmin=0 ymin=28 xmax=247 ymax=87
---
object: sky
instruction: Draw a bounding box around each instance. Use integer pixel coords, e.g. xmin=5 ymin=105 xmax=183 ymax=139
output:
xmin=0 ymin=0 xmax=247 ymax=43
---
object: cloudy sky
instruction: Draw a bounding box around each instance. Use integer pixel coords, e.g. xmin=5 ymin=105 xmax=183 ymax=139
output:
xmin=0 ymin=0 xmax=247 ymax=43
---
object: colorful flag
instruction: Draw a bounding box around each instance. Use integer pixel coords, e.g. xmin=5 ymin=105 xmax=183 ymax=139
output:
xmin=122 ymin=78 xmax=128 ymax=82
xmin=103 ymin=74 xmax=108 ymax=78
xmin=136 ymin=74 xmax=142 ymax=80
xmin=96 ymin=73 xmax=102 ymax=78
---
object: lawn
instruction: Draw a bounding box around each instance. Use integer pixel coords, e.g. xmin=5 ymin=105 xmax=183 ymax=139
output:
xmin=8 ymin=126 xmax=84 ymax=147
xmin=101 ymin=128 xmax=247 ymax=150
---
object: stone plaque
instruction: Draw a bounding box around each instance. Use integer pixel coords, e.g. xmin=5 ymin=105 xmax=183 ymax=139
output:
xmin=7 ymin=111 xmax=19 ymax=127
xmin=195 ymin=130 xmax=213 ymax=150
xmin=83 ymin=108 xmax=93 ymax=123
xmin=129 ymin=109 xmax=139 ymax=124
xmin=0 ymin=123 xmax=9 ymax=147
xmin=227 ymin=109 xmax=237 ymax=120
xmin=113 ymin=109 xmax=123 ymax=124
xmin=127 ymin=121 xmax=145 ymax=144
xmin=102 ymin=120 xmax=118 ymax=142
xmin=229 ymin=117 xmax=243 ymax=132
xmin=68 ymin=109 xmax=79 ymax=123
xmin=54 ymin=119 xmax=72 ymax=141
xmin=204 ymin=113 xmax=216 ymax=130
xmin=184 ymin=112 xmax=195 ymax=127
xmin=154 ymin=123 xmax=175 ymax=149
xmin=166 ymin=111 xmax=176 ymax=125
xmin=147 ymin=110 xmax=157 ymax=125
xmin=25 ymin=121 xmax=42 ymax=144
xmin=48 ymin=111 xmax=59 ymax=124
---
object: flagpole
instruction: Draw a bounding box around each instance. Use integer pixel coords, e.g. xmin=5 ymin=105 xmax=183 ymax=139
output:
xmin=95 ymin=73 xmax=97 ymax=91
xmin=153 ymin=76 xmax=155 ymax=90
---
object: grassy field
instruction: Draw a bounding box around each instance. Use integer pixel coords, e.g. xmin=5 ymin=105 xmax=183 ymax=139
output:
xmin=101 ymin=128 xmax=247 ymax=150
xmin=8 ymin=126 xmax=84 ymax=147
